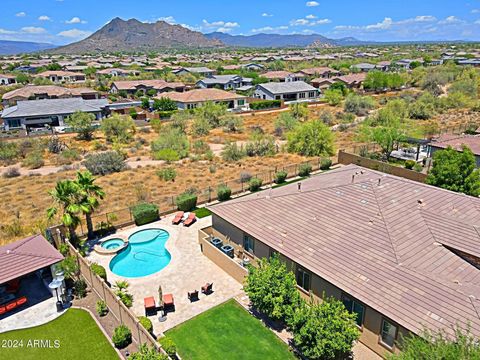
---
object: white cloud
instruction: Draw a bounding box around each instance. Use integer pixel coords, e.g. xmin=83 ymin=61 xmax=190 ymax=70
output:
xmin=0 ymin=28 xmax=16 ymax=34
xmin=471 ymin=9 xmax=480 ymax=14
xmin=306 ymin=14 xmax=317 ymax=19
xmin=438 ymin=16 xmax=462 ymax=24
xmin=16 ymin=12 xmax=26 ymax=17
xmin=306 ymin=1 xmax=319 ymax=7
xmin=475 ymin=19 xmax=480 ymax=24
xmin=58 ymin=29 xmax=92 ymax=38
xmin=202 ymin=19 xmax=239 ymax=28
xmin=290 ymin=17 xmax=331 ymax=26
xmin=366 ymin=17 xmax=393 ymax=30
xmin=66 ymin=17 xmax=87 ymax=24
xmin=21 ymin=26 xmax=47 ymax=34
xmin=158 ymin=16 xmax=176 ymax=24
xmin=38 ymin=15 xmax=51 ymax=21
xmin=251 ymin=25 xmax=288 ymax=33
xmin=262 ymin=13 xmax=273 ymax=17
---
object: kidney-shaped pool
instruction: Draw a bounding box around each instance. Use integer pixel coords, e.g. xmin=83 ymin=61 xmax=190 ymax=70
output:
xmin=109 ymin=228 xmax=171 ymax=278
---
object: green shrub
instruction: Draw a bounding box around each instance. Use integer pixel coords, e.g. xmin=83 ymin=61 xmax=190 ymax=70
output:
xmin=274 ymin=170 xmax=288 ymax=184
xmin=22 ymin=152 xmax=44 ymax=169
xmin=96 ymin=300 xmax=108 ymax=317
xmin=153 ymin=97 xmax=177 ymax=111
xmin=83 ymin=151 xmax=126 ymax=176
xmin=250 ymin=100 xmax=282 ymax=110
xmin=151 ymin=127 xmax=189 ymax=159
xmin=138 ymin=316 xmax=153 ymax=334
xmin=298 ymin=163 xmax=312 ymax=177
xmin=3 ymin=167 xmax=20 ymax=178
xmin=159 ymin=337 xmax=177 ymax=357
xmin=0 ymin=142 xmax=19 ymax=165
xmin=176 ymin=192 xmax=198 ymax=211
xmin=90 ymin=263 xmax=107 ymax=282
xmin=152 ymin=148 xmax=180 ymax=162
xmin=129 ymin=109 xmax=138 ymax=120
xmin=157 ymin=167 xmax=177 ymax=181
xmin=320 ymin=159 xmax=332 ymax=170
xmin=74 ymin=279 xmax=87 ymax=298
xmin=404 ymin=160 xmax=416 ymax=170
xmin=112 ymin=325 xmax=132 ymax=349
xmin=131 ymin=203 xmax=159 ymax=226
xmin=221 ymin=142 xmax=246 ymax=162
xmin=249 ymin=177 xmax=263 ymax=192
xmin=157 ymin=110 xmax=176 ymax=119
xmin=217 ymin=185 xmax=232 ymax=201
xmin=413 ymin=163 xmax=423 ymax=172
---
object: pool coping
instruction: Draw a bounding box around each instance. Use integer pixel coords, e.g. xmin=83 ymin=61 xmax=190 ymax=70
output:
xmin=94 ymin=234 xmax=129 ymax=255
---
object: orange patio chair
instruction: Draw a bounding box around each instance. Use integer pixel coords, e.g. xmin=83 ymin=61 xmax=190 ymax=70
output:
xmin=183 ymin=213 xmax=196 ymax=227
xmin=172 ymin=211 xmax=184 ymax=225
xmin=144 ymin=296 xmax=156 ymax=316
xmin=162 ymin=293 xmax=175 ymax=311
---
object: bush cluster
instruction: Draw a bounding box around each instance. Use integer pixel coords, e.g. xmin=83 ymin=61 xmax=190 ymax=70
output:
xmin=250 ymin=100 xmax=282 ymax=110
xmin=96 ymin=300 xmax=108 ymax=317
xmin=298 ymin=163 xmax=312 ymax=177
xmin=217 ymin=185 xmax=232 ymax=201
xmin=131 ymin=203 xmax=160 ymax=226
xmin=176 ymin=191 xmax=198 ymax=211
xmin=249 ymin=177 xmax=263 ymax=192
xmin=159 ymin=337 xmax=177 ymax=358
xmin=90 ymin=263 xmax=107 ymax=282
xmin=112 ymin=325 xmax=132 ymax=349
xmin=83 ymin=151 xmax=126 ymax=176
xmin=157 ymin=167 xmax=177 ymax=182
xmin=320 ymin=159 xmax=332 ymax=170
xmin=274 ymin=170 xmax=288 ymax=184
xmin=138 ymin=316 xmax=153 ymax=334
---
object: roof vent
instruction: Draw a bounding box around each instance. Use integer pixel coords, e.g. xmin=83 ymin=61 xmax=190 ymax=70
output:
xmin=351 ymin=174 xmax=355 ymax=183
xmin=360 ymin=199 xmax=368 ymax=205
xmin=378 ymin=178 xmax=381 ymax=186
xmin=417 ymin=199 xmax=425 ymax=206
xmin=297 ymin=182 xmax=302 ymax=192
xmin=6 ymin=249 xmax=11 ymax=254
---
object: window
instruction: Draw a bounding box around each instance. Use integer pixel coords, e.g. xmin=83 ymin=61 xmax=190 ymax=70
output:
xmin=308 ymin=91 xmax=316 ymax=98
xmin=380 ymin=319 xmax=397 ymax=348
xmin=243 ymin=234 xmax=254 ymax=253
xmin=296 ymin=267 xmax=311 ymax=291
xmin=299 ymin=92 xmax=306 ymax=99
xmin=342 ymin=295 xmax=365 ymax=327
xmin=238 ymin=99 xmax=245 ymax=106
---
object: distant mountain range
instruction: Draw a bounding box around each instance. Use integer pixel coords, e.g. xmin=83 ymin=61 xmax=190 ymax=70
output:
xmin=204 ymin=32 xmax=369 ymax=48
xmin=0 ymin=40 xmax=56 ymax=55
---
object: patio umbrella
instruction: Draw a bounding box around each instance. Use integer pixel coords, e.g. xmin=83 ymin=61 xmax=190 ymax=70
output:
xmin=158 ymin=285 xmax=163 ymax=306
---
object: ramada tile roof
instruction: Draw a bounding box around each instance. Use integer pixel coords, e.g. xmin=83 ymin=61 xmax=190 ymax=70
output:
xmin=158 ymin=88 xmax=245 ymax=103
xmin=209 ymin=164 xmax=480 ymax=338
xmin=0 ymin=234 xmax=64 ymax=284
xmin=430 ymin=134 xmax=480 ymax=156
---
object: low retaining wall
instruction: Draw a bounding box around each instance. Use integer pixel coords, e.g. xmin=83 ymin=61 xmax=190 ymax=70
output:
xmin=338 ymin=150 xmax=427 ymax=183
xmin=198 ymin=228 xmax=248 ymax=284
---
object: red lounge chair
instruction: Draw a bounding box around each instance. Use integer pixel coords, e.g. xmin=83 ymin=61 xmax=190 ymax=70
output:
xmin=144 ymin=296 xmax=156 ymax=315
xmin=16 ymin=296 xmax=27 ymax=306
xmin=162 ymin=294 xmax=174 ymax=311
xmin=201 ymin=283 xmax=213 ymax=295
xmin=6 ymin=302 xmax=17 ymax=312
xmin=172 ymin=212 xmax=184 ymax=225
xmin=0 ymin=306 xmax=5 ymax=315
xmin=183 ymin=213 xmax=196 ymax=227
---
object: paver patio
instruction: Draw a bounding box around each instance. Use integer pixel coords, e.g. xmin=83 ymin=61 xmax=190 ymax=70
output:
xmin=86 ymin=214 xmax=243 ymax=335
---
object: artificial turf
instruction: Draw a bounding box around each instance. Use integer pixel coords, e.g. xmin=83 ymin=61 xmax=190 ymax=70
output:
xmin=0 ymin=308 xmax=119 ymax=360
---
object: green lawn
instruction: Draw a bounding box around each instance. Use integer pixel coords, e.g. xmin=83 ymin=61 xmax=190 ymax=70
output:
xmin=193 ymin=207 xmax=212 ymax=218
xmin=0 ymin=308 xmax=118 ymax=360
xmin=166 ymin=299 xmax=295 ymax=360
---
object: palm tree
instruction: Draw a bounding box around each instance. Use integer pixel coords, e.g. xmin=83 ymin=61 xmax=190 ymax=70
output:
xmin=75 ymin=171 xmax=105 ymax=239
xmin=47 ymin=179 xmax=82 ymax=241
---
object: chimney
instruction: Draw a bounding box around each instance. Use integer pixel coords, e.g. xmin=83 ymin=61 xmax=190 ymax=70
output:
xmin=297 ymin=182 xmax=302 ymax=192
xmin=378 ymin=178 xmax=381 ymax=186
xmin=351 ymin=174 xmax=355 ymax=183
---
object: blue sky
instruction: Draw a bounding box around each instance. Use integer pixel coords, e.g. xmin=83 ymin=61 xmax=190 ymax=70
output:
xmin=1 ymin=0 xmax=480 ymax=44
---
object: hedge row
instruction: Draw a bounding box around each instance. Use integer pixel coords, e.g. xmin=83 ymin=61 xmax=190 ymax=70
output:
xmin=131 ymin=203 xmax=159 ymax=226
xmin=250 ymin=100 xmax=282 ymax=110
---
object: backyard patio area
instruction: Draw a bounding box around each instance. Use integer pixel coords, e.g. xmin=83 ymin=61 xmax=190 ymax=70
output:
xmin=85 ymin=214 xmax=243 ymax=335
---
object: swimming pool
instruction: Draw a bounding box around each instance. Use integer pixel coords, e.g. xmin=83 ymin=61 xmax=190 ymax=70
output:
xmin=109 ymin=229 xmax=171 ymax=278
xmin=101 ymin=238 xmax=125 ymax=250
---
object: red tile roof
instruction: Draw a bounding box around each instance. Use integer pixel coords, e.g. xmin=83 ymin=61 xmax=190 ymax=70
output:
xmin=0 ymin=234 xmax=64 ymax=284
xmin=430 ymin=134 xmax=480 ymax=156
xmin=209 ymin=164 xmax=480 ymax=338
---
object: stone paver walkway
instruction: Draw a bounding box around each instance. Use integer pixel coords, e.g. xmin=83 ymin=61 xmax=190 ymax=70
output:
xmin=86 ymin=215 xmax=243 ymax=336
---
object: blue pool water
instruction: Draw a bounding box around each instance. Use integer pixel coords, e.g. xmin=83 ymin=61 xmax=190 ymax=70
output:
xmin=109 ymin=229 xmax=171 ymax=278
xmin=101 ymin=238 xmax=124 ymax=250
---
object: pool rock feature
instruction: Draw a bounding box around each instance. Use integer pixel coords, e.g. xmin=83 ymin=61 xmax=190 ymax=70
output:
xmin=94 ymin=236 xmax=128 ymax=255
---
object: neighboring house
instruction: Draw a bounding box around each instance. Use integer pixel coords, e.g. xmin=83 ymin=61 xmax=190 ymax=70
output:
xmin=2 ymin=85 xmax=100 ymax=106
xmin=299 ymin=67 xmax=339 ymax=78
xmin=0 ymin=74 xmax=17 ymax=86
xmin=158 ymin=88 xmax=247 ymax=110
xmin=96 ymin=68 xmax=141 ymax=77
xmin=14 ymin=65 xmax=39 ymax=73
xmin=375 ymin=61 xmax=391 ymax=71
xmin=310 ymin=78 xmax=336 ymax=89
xmin=428 ymin=134 xmax=480 ymax=167
xmin=1 ymin=98 xmax=108 ymax=130
xmin=262 ymin=71 xmax=305 ymax=83
xmin=242 ymin=63 xmax=265 ymax=71
xmin=330 ymin=73 xmax=367 ymax=89
xmin=351 ymin=63 xmax=377 ymax=72
xmin=394 ymin=59 xmax=423 ymax=69
xmin=254 ymin=81 xmax=319 ymax=101
xmin=196 ymin=75 xmax=252 ymax=90
xmin=457 ymin=59 xmax=480 ymax=67
xmin=172 ymin=67 xmax=216 ymax=77
xmin=110 ymin=80 xmax=185 ymax=96
xmin=35 ymin=70 xmax=86 ymax=83
xmin=206 ymin=164 xmax=480 ymax=358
